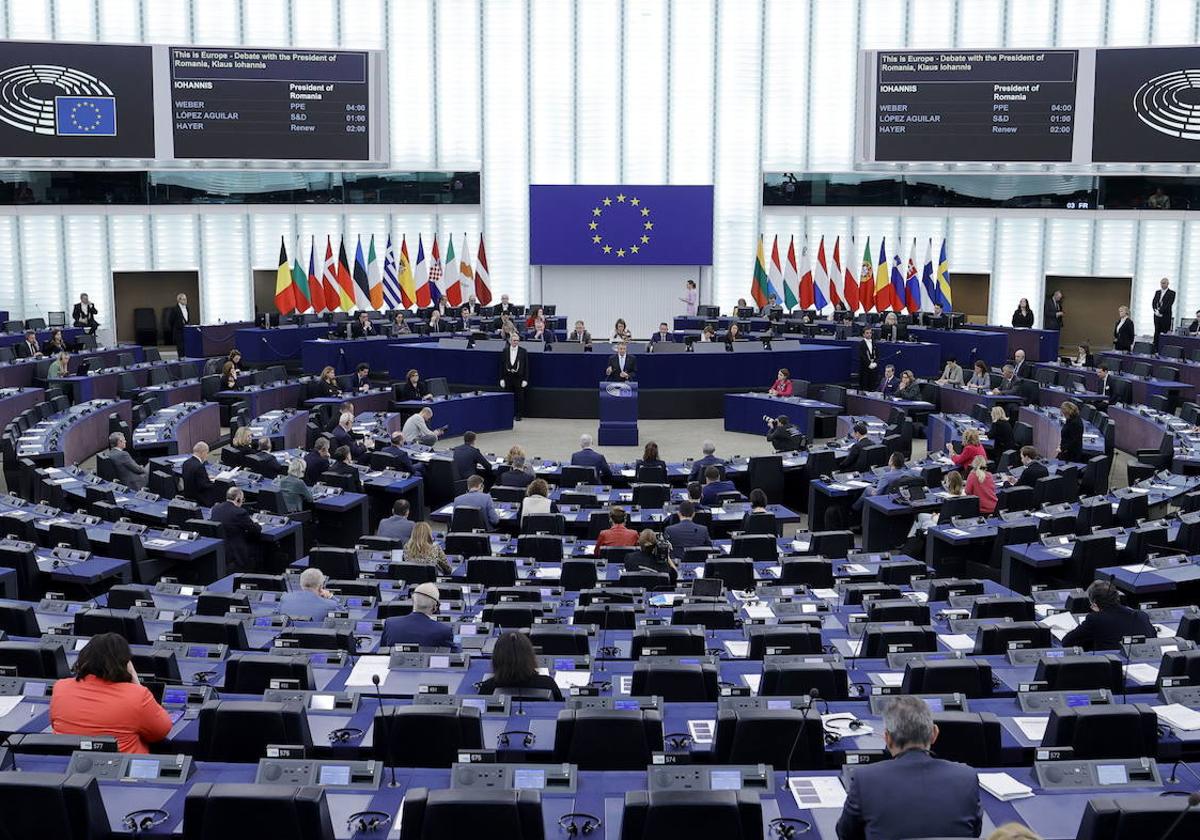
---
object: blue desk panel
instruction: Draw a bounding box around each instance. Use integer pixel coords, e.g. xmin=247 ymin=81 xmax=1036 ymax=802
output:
xmin=301 ymin=336 xmax=429 ymax=377
xmin=911 ymin=326 xmax=1008 ymax=368
xmin=964 ymin=324 xmax=1060 ymax=362
xmin=183 ymin=322 xmax=254 ymax=358
xmin=724 ymin=393 xmax=840 ymax=438
xmin=236 ymin=324 xmax=339 ymax=364
xmin=394 ymin=392 xmax=514 ymax=437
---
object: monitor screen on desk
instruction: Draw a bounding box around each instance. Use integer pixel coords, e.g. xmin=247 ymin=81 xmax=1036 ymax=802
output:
xmin=429 ymin=655 xmax=450 ymax=669
xmin=514 ymin=769 xmax=545 ymax=790
xmin=710 ymin=770 xmax=743 ymax=790
xmin=318 ymin=765 xmax=351 ymax=786
xmin=1097 ymin=764 xmax=1128 ymax=785
xmin=126 ymin=759 xmax=160 ymax=780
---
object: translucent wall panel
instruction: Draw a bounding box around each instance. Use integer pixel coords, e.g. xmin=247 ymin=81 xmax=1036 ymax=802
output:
xmin=807 ymin=0 xmax=857 ymax=170
xmin=1152 ymin=0 xmax=1198 ymax=43
xmin=993 ymin=218 xmax=1043 ymax=325
xmin=344 ymin=214 xmax=390 ymax=273
xmin=575 ymin=0 xmax=620 ymax=183
xmin=153 ymin=215 xmax=200 ymax=271
xmin=1007 ymin=0 xmax=1054 ymax=46
xmin=481 ymin=0 xmax=528 ymax=301
xmin=437 ymin=209 xmax=484 ymax=252
xmin=20 ymin=216 xmax=64 ymax=322
xmin=54 ymin=0 xmax=96 ymax=41
xmin=296 ymin=213 xmax=344 ymax=263
xmin=854 ymin=215 xmax=901 ymax=267
xmin=1043 ymin=218 xmax=1093 ymax=276
xmin=293 ymin=0 xmax=339 ymax=47
xmin=1058 ymin=0 xmax=1106 ymax=45
xmin=667 ymin=0 xmax=714 ymax=185
xmin=251 ymin=214 xmax=297 ymax=270
xmin=530 ymin=0 xmax=574 ymax=184
xmin=9 ymin=0 xmax=51 ymax=39
xmin=1136 ymin=219 xmax=1183 ymax=334
xmin=342 ymin=0 xmax=385 ymax=48
xmin=948 ymin=217 xmax=994 ymax=275
xmin=900 ymin=217 xmax=948 ymax=280
xmin=622 ymin=0 xmax=667 ymax=183
xmin=99 ymin=0 xmax=141 ymax=41
xmin=194 ymin=0 xmax=241 ymax=44
xmin=761 ymin=0 xmax=809 ymax=171
xmin=388 ymin=0 xmax=435 ymax=166
xmin=1094 ymin=219 xmax=1136 ymax=278
xmin=201 ymin=215 xmax=251 ymax=323
xmin=956 ymin=0 xmax=1003 ymax=47
xmin=1109 ymin=0 xmax=1150 ymax=46
xmin=243 ymin=0 xmax=291 ymax=46
xmin=433 ymin=0 xmax=482 ymax=169
xmin=860 ymin=0 xmax=904 ymax=48
xmin=108 ymin=216 xmax=150 ymax=271
xmin=143 ymin=0 xmax=192 ymax=42
xmin=908 ymin=0 xmax=954 ymax=46
xmin=393 ymin=212 xmax=437 ymax=252
xmin=0 ymin=219 xmax=19 ymax=320
xmin=1181 ymin=220 xmax=1200 ymax=318
xmin=63 ymin=216 xmax=110 ymax=327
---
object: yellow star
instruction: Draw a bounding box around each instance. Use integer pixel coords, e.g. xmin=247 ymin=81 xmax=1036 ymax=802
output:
xmin=640 ymin=235 xmax=649 ymax=243
xmin=640 ymin=208 xmax=650 ymax=216
xmin=630 ymin=245 xmax=640 ymax=254
xmin=616 ymin=248 xmax=626 ymax=258
xmin=603 ymin=245 xmax=612 ymax=254
xmin=630 ymin=197 xmax=640 ymax=206
xmin=616 ymin=193 xmax=626 ymax=202
xmin=644 ymin=221 xmax=654 ymax=230
xmin=588 ymin=221 xmax=598 ymax=230
xmin=602 ymin=197 xmax=613 ymax=206
xmin=592 ymin=207 xmax=601 ymax=216
xmin=592 ymin=235 xmax=602 ymax=243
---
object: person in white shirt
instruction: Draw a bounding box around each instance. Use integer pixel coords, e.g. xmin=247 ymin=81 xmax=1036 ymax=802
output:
xmin=401 ymin=407 xmax=445 ymax=446
xmin=520 ymin=479 xmax=554 ymax=522
xmin=498 ymin=332 xmax=529 ymax=420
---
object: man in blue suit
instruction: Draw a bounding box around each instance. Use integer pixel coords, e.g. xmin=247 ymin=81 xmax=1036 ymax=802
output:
xmin=879 ymin=365 xmax=899 ymax=397
xmin=851 ymin=452 xmax=916 ymax=515
xmin=687 ymin=441 xmax=725 ymax=482
xmin=452 ymin=474 xmax=499 ymax=530
xmin=649 ymin=322 xmax=673 ymax=344
xmin=836 ymin=696 xmax=981 ymax=840
xmin=451 ymin=430 xmax=493 ymax=483
xmin=699 ymin=465 xmax=738 ymax=506
xmin=663 ymin=501 xmax=711 ymax=560
xmin=380 ymin=583 xmax=455 ymax=649
xmin=278 ymin=567 xmax=336 ymax=621
xmin=570 ymin=433 xmax=612 ymax=483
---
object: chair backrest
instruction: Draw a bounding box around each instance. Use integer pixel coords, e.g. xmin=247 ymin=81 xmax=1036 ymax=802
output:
xmin=740 ymin=511 xmax=778 ymax=536
xmin=761 ymin=661 xmax=850 ymax=699
xmin=714 ymin=709 xmax=826 ymax=770
xmin=630 ymin=661 xmax=718 ymax=701
xmin=196 ymin=700 xmax=313 ymax=762
xmin=560 ymin=560 xmax=598 ymax=591
xmin=466 ymin=557 xmax=517 ymax=587
xmin=728 ymin=534 xmax=777 ymax=560
xmin=400 ymin=788 xmax=544 ymax=840
xmin=930 ymin=711 xmax=1004 ymax=766
xmin=901 ymin=659 xmax=993 ymax=698
xmin=972 ymin=621 xmax=1052 ymax=655
xmin=0 ymin=771 xmax=111 ymax=840
xmin=444 ymin=532 xmax=492 ymax=559
xmin=746 ymin=626 xmax=822 ymax=659
xmin=701 ymin=559 xmax=755 ymax=592
xmin=224 ymin=654 xmax=315 ymax=694
xmin=631 ymin=484 xmax=670 ymax=508
xmin=375 ymin=706 xmax=483 ymax=768
xmin=0 ymin=603 xmax=39 ymax=636
xmin=631 ymin=626 xmax=706 ymax=658
xmin=620 ymin=790 xmax=762 ymax=840
xmin=554 ymin=709 xmax=663 ymax=770
xmin=173 ymin=616 xmax=251 ymax=650
xmin=559 ymin=465 xmax=597 ymax=486
xmin=1043 ymin=704 xmax=1158 ymax=759
xmin=450 ymin=505 xmax=486 ymax=532
xmin=72 ymin=608 xmax=149 ymax=645
xmin=1035 ymin=654 xmax=1124 ymax=692
xmin=0 ymin=642 xmax=70 ymax=678
xmin=861 ymin=626 xmax=937 ymax=657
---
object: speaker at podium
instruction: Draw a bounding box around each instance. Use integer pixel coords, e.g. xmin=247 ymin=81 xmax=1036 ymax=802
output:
xmin=598 ymin=381 xmax=638 ymax=446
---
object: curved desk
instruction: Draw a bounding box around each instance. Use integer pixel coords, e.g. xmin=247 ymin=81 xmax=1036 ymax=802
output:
xmin=964 ymin=323 xmax=1060 ymax=362
xmin=0 ymin=387 xmax=44 ymax=432
xmin=246 ymin=409 xmax=310 ymax=451
xmin=131 ymin=402 xmax=221 ymax=457
xmin=388 ymin=339 xmax=852 ymax=419
xmin=301 ymin=334 xmax=430 ymax=378
xmin=183 ymin=321 xmax=254 ymax=358
xmin=15 ymin=398 xmax=131 ymax=467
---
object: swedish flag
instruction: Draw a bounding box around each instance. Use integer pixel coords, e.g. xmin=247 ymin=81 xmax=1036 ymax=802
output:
xmin=55 ymin=97 xmax=116 ymax=137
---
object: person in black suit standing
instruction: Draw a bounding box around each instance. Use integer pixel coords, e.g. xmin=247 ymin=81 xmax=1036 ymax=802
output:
xmin=181 ymin=441 xmax=218 ymax=506
xmin=1095 ymin=365 xmax=1116 ymax=409
xmin=859 ymin=327 xmax=879 ymax=391
xmin=209 ymin=487 xmax=262 ymax=572
xmin=71 ymin=293 xmax=99 ymax=335
xmin=1062 ymin=580 xmax=1155 ymax=651
xmin=605 ymin=342 xmax=637 ymax=382
xmin=1044 ymin=289 xmax=1064 ymax=331
xmin=166 ymin=293 xmax=193 ymax=358
xmin=498 ymin=332 xmax=529 ymax=420
xmin=1152 ymin=276 xmax=1175 ymax=352
xmin=451 ymin=430 xmax=493 ymax=483
xmin=1113 ymin=305 xmax=1135 ymax=352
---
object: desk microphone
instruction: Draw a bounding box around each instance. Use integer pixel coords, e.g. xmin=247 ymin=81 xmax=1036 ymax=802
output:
xmin=596 ymin=604 xmax=611 ymax=673
xmin=1156 ymin=791 xmax=1200 ymax=840
xmin=1169 ymin=759 xmax=1200 ymax=787
xmin=781 ymin=688 xmax=821 ymax=792
xmin=371 ymin=673 xmax=399 ymax=788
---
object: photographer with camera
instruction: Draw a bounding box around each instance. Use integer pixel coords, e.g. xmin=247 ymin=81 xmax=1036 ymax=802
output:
xmin=766 ymin=414 xmax=807 ymax=452
xmin=623 ymin=528 xmax=678 ymax=584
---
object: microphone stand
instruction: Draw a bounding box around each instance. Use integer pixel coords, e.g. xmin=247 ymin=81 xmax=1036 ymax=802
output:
xmin=781 ymin=688 xmax=822 ymax=792
xmin=371 ymin=673 xmax=399 ymax=788
xmin=1156 ymin=791 xmax=1200 ymax=840
xmin=596 ymin=604 xmax=610 ymax=674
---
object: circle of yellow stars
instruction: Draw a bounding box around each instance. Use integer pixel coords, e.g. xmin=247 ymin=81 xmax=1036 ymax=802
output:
xmin=68 ymin=100 xmax=104 ymax=132
xmin=588 ymin=193 xmax=652 ymax=258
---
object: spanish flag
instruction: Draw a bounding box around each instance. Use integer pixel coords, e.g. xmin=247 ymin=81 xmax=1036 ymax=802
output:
xmin=273 ymin=237 xmax=296 ymax=314
xmin=398 ymin=235 xmax=416 ymax=307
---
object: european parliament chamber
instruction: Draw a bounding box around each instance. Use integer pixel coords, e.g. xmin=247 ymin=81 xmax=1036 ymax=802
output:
xmin=3 ymin=3 xmax=1200 ymax=840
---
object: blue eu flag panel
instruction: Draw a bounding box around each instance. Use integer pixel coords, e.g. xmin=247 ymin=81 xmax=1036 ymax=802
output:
xmin=54 ymin=96 xmax=117 ymax=136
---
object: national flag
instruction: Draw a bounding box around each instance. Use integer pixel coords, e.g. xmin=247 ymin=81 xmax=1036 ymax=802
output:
xmin=440 ymin=235 xmax=457 ymax=306
xmin=890 ymin=254 xmax=906 ymax=313
xmin=382 ymin=235 xmax=402 ymax=309
xmin=274 ymin=237 xmax=296 ymax=315
xmin=416 ymin=235 xmax=434 ymax=306
xmin=874 ymin=238 xmax=892 ymax=313
xmin=834 ymin=236 xmax=858 ymax=312
xmin=858 ymin=237 xmax=875 ymax=312
xmin=336 ymin=237 xmax=355 ymax=312
xmin=814 ymin=235 xmax=831 ymax=310
xmin=307 ymin=237 xmax=324 ymax=314
xmin=782 ymin=236 xmax=800 ymax=310
xmin=458 ymin=233 xmax=475 ymax=304
xmin=920 ymin=238 xmax=936 ymax=313
xmin=767 ymin=235 xmax=784 ymax=307
xmin=936 ymin=239 xmax=953 ymax=309
xmin=352 ymin=237 xmax=371 ymax=310
xmin=290 ymin=237 xmax=310 ymax=312
xmin=431 ymin=235 xmax=448 ymax=307
xmin=750 ymin=237 xmax=770 ymax=308
xmin=904 ymin=239 xmax=922 ymax=313
xmin=798 ymin=238 xmax=814 ymax=310
xmin=321 ymin=236 xmax=340 ymax=313
xmin=413 ymin=234 xmax=430 ymax=307
xmin=398 ymin=236 xmax=416 ymax=308
xmin=367 ymin=235 xmax=384 ymax=309
xmin=475 ymin=234 xmax=493 ymax=305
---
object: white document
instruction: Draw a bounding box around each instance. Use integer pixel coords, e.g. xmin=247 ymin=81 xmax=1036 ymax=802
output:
xmin=1155 ymin=623 xmax=1176 ymax=638
xmin=345 ymin=655 xmax=391 ymax=687
xmin=873 ymin=672 xmax=904 ymax=687
xmin=618 ymin=676 xmax=632 ymax=695
xmin=844 ymin=564 xmax=870 ymax=574
xmin=1120 ymin=563 xmax=1156 ymax=574
xmin=0 ymin=696 xmax=23 ymax=718
xmin=1125 ymin=663 xmax=1160 ymax=685
xmin=812 ymin=588 xmax=839 ymax=601
xmin=742 ymin=673 xmax=762 ymax=694
xmin=938 ymin=633 xmax=976 ymax=652
xmin=533 ymin=567 xmax=561 ymax=579
xmin=846 ymin=480 xmax=872 ymax=489
xmin=723 ymin=640 xmax=751 ymax=658
xmin=788 ymin=776 xmax=847 ymax=810
xmin=844 ymin=640 xmax=863 ymax=657
xmin=978 ymin=772 xmax=1035 ymax=801
xmin=1012 ymin=717 xmax=1049 ymax=742
xmin=553 ymin=671 xmax=593 ymax=691
xmin=1152 ymin=703 xmax=1200 ymax=732
xmin=792 ymin=540 xmax=811 ymax=552
xmin=687 ymin=719 xmax=716 ymax=745
xmin=1039 ymin=611 xmax=1078 ymax=640
xmin=743 ymin=603 xmax=776 ymax=620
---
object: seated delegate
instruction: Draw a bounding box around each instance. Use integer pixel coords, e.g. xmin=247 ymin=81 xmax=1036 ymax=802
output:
xmin=476 ymin=631 xmax=564 ymax=700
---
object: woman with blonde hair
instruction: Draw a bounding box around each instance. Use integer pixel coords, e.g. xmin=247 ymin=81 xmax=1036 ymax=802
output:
xmin=404 ymin=521 xmax=450 ymax=575
xmin=965 ymin=454 xmax=997 ymax=515
xmin=987 ymin=825 xmax=1041 ymax=840
xmin=317 ymin=365 xmax=341 ymax=397
xmin=947 ymin=427 xmax=986 ymax=470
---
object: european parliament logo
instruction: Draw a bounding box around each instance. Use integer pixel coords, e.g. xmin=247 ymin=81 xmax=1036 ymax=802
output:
xmin=0 ymin=64 xmax=116 ymax=137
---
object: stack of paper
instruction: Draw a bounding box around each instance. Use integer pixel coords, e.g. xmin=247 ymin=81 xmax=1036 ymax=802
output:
xmin=1039 ymin=611 xmax=1078 ymax=640
xmin=873 ymin=673 xmax=904 ymax=687
xmin=553 ymin=671 xmax=592 ymax=691
xmin=1124 ymin=663 xmax=1160 ymax=685
xmin=938 ymin=633 xmax=976 ymax=652
xmin=533 ymin=567 xmax=560 ymax=579
xmin=1012 ymin=717 xmax=1049 ymax=742
xmin=742 ymin=673 xmax=762 ymax=694
xmin=1120 ymin=563 xmax=1156 ymax=574
xmin=812 ymin=588 xmax=839 ymax=601
xmin=345 ymin=655 xmax=390 ymax=687
xmin=744 ymin=603 xmax=775 ymax=620
xmin=723 ymin=640 xmax=750 ymax=658
xmin=844 ymin=563 xmax=870 ymax=575
xmin=1152 ymin=703 xmax=1200 ymax=731
xmin=978 ymin=772 xmax=1035 ymax=801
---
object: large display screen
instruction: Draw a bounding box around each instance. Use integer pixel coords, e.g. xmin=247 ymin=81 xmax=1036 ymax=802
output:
xmin=1093 ymin=45 xmax=1200 ymax=163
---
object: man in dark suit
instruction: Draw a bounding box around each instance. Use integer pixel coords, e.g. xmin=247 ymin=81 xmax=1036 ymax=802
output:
xmin=303 ymin=438 xmax=332 ymax=485
xmin=879 ymin=365 xmax=899 ymax=397
xmin=451 ymin=430 xmax=493 ymax=483
xmin=663 ymin=501 xmax=711 ymax=560
xmin=105 ymin=432 xmax=147 ymax=490
xmin=570 ymin=434 xmax=612 ymax=483
xmin=331 ymin=412 xmax=370 ymax=462
xmin=328 ymin=446 xmax=363 ymax=491
xmin=605 ymin=342 xmax=637 ymax=381
xmin=498 ymin=333 xmax=529 ymax=420
xmin=1010 ymin=446 xmax=1048 ymax=489
xmin=181 ymin=442 xmax=218 ymax=506
xmin=836 ymin=696 xmax=981 ymax=840
xmin=1095 ymin=365 xmax=1116 ymax=409
xmin=1152 ymin=276 xmax=1175 ymax=352
xmin=649 ymin=322 xmax=673 ymax=345
xmin=880 ymin=312 xmax=907 ymax=342
xmin=166 ymin=293 xmax=193 ymax=358
xmin=840 ymin=422 xmax=871 ymax=471
xmin=495 ymin=294 xmax=521 ymax=317
xmin=859 ymin=327 xmax=879 ymax=391
xmin=209 ymin=487 xmax=263 ymax=573
xmin=351 ymin=363 xmax=372 ymax=392
xmin=243 ymin=437 xmax=285 ymax=479
xmin=351 ymin=311 xmax=376 ymax=338
xmin=380 ymin=583 xmax=455 ymax=649
xmin=1062 ymin=580 xmax=1155 ymax=651
xmin=1113 ymin=305 xmax=1135 ymax=352
xmin=1044 ymin=289 xmax=1064 ymax=331
xmin=1011 ymin=349 xmax=1032 ymax=380
xmin=568 ymin=320 xmax=593 ymax=345
xmin=377 ymin=431 xmax=422 ymax=475
xmin=991 ymin=365 xmax=1021 ymax=395
xmin=15 ymin=330 xmax=40 ymax=358
xmin=72 ymin=293 xmax=99 ymax=335
xmin=699 ymin=466 xmax=738 ymax=506
xmin=688 ymin=441 xmax=725 ymax=482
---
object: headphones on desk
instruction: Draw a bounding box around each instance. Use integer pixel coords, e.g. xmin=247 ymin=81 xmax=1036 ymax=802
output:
xmin=558 ymin=812 xmax=602 ymax=836
xmin=768 ymin=817 xmax=813 ymax=838
xmin=328 ymin=727 xmax=365 ymax=744
xmin=123 ymin=809 xmax=170 ymax=834
xmin=346 ymin=810 xmax=392 ymax=834
xmin=497 ymin=729 xmax=536 ymax=747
